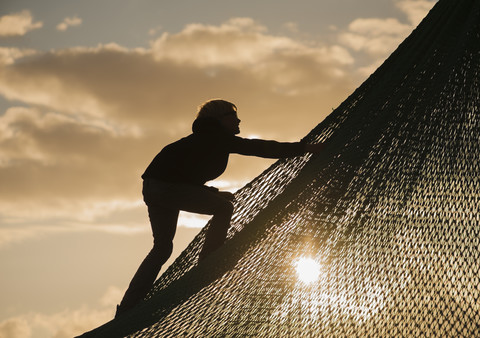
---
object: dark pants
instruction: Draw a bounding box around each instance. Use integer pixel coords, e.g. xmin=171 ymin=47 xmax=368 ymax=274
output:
xmin=117 ymin=179 xmax=234 ymax=314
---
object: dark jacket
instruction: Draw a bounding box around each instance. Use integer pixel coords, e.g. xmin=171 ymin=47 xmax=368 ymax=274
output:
xmin=141 ymin=117 xmax=306 ymax=187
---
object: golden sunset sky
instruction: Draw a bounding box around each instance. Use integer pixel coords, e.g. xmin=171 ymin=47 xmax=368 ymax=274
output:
xmin=0 ymin=0 xmax=435 ymax=337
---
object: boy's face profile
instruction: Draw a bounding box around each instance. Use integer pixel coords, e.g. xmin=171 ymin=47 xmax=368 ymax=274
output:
xmin=219 ymin=111 xmax=241 ymax=135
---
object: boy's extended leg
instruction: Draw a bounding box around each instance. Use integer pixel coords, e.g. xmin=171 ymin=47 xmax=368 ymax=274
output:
xmin=116 ymin=205 xmax=178 ymax=317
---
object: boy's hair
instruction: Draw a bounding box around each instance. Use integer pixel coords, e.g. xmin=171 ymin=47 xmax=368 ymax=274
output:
xmin=196 ymin=99 xmax=237 ymax=119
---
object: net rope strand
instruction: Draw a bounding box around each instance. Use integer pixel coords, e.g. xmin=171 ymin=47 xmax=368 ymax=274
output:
xmin=79 ymin=0 xmax=480 ymax=336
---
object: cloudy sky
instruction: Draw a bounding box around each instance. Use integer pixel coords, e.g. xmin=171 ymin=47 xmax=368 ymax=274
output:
xmin=0 ymin=0 xmax=436 ymax=337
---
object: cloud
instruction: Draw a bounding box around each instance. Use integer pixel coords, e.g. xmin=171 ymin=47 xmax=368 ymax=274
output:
xmin=178 ymin=212 xmax=213 ymax=229
xmin=0 ymin=105 xmax=151 ymax=231
xmin=0 ymin=317 xmax=31 ymax=338
xmin=152 ymin=18 xmax=353 ymax=74
xmin=148 ymin=25 xmax=163 ymax=37
xmin=0 ymin=286 xmax=120 ymax=338
xmin=32 ymin=307 xmax=112 ymax=338
xmin=99 ymin=286 xmax=124 ymax=307
xmin=0 ymin=47 xmax=37 ymax=65
xmin=0 ymin=10 xmax=43 ymax=37
xmin=0 ymin=214 xmax=149 ymax=249
xmin=284 ymin=22 xmax=300 ymax=33
xmin=338 ymin=0 xmax=435 ymax=74
xmin=396 ymin=0 xmax=436 ymax=26
xmin=56 ymin=16 xmax=83 ymax=32
xmin=339 ymin=18 xmax=412 ymax=57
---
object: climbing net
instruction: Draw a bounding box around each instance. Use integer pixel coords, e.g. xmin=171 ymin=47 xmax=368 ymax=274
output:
xmin=82 ymin=0 xmax=480 ymax=336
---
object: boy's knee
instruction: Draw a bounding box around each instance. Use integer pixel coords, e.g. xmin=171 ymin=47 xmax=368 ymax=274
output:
xmin=152 ymin=240 xmax=174 ymax=261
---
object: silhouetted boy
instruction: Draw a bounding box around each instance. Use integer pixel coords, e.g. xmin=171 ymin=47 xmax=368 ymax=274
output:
xmin=116 ymin=99 xmax=324 ymax=316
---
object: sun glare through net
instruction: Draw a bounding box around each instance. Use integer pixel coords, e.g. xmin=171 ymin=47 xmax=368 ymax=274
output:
xmin=295 ymin=257 xmax=321 ymax=285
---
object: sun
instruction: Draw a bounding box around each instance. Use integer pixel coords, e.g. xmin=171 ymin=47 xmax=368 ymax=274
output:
xmin=295 ymin=257 xmax=321 ymax=284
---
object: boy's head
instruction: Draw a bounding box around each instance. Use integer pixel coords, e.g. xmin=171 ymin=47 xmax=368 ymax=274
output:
xmin=196 ymin=99 xmax=241 ymax=134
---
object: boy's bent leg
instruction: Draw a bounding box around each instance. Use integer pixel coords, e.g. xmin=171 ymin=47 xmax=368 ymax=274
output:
xmin=116 ymin=205 xmax=178 ymax=317
xmin=195 ymin=195 xmax=234 ymax=261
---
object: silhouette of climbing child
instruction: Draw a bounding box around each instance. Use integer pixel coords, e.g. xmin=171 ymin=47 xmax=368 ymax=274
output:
xmin=116 ymin=99 xmax=324 ymax=317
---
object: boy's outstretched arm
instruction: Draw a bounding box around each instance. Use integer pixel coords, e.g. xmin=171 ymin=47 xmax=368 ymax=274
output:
xmin=304 ymin=143 xmax=325 ymax=154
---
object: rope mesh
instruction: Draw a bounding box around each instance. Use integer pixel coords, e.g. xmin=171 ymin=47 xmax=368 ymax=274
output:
xmin=81 ymin=0 xmax=480 ymax=336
